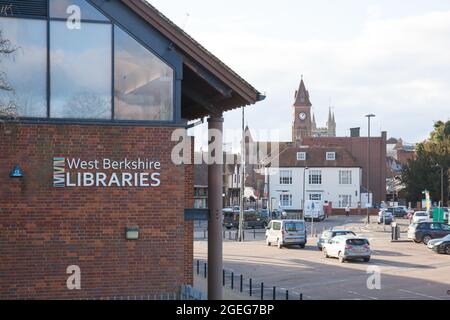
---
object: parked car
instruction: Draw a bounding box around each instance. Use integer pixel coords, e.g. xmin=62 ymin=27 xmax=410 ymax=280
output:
xmin=259 ymin=209 xmax=270 ymax=219
xmin=384 ymin=207 xmax=408 ymax=218
xmin=431 ymin=239 xmax=450 ymax=255
xmin=323 ymin=235 xmax=371 ymax=263
xmin=377 ymin=210 xmax=394 ymax=225
xmin=223 ymin=209 xmax=268 ymax=230
xmin=317 ymin=229 xmax=356 ymax=251
xmin=427 ymin=234 xmax=450 ymax=251
xmin=407 ymin=222 xmax=450 ymax=244
xmin=266 ymin=220 xmax=307 ymax=249
xmin=412 ymin=211 xmax=429 ymax=224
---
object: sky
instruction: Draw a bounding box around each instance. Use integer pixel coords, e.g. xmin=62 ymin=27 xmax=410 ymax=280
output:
xmin=150 ymin=0 xmax=450 ymax=148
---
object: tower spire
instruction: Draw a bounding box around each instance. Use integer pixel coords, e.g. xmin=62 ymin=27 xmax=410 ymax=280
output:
xmin=293 ymin=77 xmax=312 ymax=107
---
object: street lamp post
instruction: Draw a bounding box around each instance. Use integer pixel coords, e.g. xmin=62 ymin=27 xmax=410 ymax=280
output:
xmin=365 ymin=114 xmax=376 ymax=225
xmin=302 ymin=166 xmax=309 ymax=220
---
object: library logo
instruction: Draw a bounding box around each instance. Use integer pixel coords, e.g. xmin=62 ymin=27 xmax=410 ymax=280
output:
xmin=53 ymin=157 xmax=66 ymax=187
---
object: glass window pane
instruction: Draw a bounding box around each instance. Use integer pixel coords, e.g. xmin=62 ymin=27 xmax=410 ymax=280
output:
xmin=114 ymin=26 xmax=174 ymax=121
xmin=0 ymin=18 xmax=47 ymax=117
xmin=50 ymin=21 xmax=112 ymax=119
xmin=50 ymin=0 xmax=109 ymax=21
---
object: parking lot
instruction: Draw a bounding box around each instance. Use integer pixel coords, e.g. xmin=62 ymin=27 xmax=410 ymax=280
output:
xmin=194 ymin=216 xmax=450 ymax=300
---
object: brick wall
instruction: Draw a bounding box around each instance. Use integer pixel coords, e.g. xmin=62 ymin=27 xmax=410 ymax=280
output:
xmin=0 ymin=123 xmax=192 ymax=299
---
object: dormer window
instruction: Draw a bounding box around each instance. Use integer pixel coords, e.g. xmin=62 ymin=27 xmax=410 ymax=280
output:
xmin=297 ymin=152 xmax=307 ymax=161
xmin=326 ymin=152 xmax=336 ymax=161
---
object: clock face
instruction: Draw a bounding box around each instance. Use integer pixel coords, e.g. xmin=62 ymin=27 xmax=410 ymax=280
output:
xmin=299 ymin=112 xmax=307 ymax=121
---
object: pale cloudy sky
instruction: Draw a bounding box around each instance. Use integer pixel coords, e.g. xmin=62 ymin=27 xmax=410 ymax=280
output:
xmin=150 ymin=0 xmax=450 ymax=146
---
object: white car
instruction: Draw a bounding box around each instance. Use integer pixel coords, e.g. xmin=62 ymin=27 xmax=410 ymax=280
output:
xmin=412 ymin=211 xmax=429 ymax=224
xmin=427 ymin=234 xmax=450 ymax=249
xmin=265 ymin=220 xmax=307 ymax=249
xmin=323 ymin=235 xmax=371 ymax=263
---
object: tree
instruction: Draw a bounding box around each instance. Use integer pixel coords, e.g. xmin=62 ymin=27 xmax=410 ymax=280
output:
xmin=0 ymin=29 xmax=17 ymax=118
xmin=401 ymin=121 xmax=450 ymax=206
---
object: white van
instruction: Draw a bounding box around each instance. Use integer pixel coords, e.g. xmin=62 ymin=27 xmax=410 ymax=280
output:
xmin=265 ymin=220 xmax=307 ymax=249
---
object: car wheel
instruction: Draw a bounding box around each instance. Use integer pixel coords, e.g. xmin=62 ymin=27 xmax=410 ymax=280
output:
xmin=323 ymin=248 xmax=329 ymax=258
xmin=338 ymin=252 xmax=345 ymax=263
xmin=422 ymin=235 xmax=432 ymax=245
xmin=266 ymin=237 xmax=271 ymax=246
xmin=445 ymin=245 xmax=450 ymax=255
xmin=300 ymin=244 xmax=305 ymax=249
xmin=277 ymin=240 xmax=282 ymax=249
xmin=363 ymin=257 xmax=370 ymax=262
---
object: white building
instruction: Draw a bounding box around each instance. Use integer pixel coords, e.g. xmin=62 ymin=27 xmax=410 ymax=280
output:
xmin=265 ymin=146 xmax=362 ymax=211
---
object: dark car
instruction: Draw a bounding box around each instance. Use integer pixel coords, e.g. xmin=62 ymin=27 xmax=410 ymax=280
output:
xmin=317 ymin=229 xmax=356 ymax=250
xmin=223 ymin=210 xmax=268 ymax=230
xmin=385 ymin=207 xmax=408 ymax=218
xmin=407 ymin=222 xmax=450 ymax=244
xmin=432 ymin=239 xmax=450 ymax=255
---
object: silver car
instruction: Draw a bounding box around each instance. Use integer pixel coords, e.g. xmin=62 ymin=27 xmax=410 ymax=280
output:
xmin=323 ymin=235 xmax=371 ymax=263
xmin=427 ymin=234 xmax=450 ymax=249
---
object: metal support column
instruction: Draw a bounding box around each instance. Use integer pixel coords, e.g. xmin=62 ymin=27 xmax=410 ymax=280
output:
xmin=208 ymin=115 xmax=224 ymax=300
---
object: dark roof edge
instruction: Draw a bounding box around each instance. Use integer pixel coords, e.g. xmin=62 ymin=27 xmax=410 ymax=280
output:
xmin=123 ymin=0 xmax=263 ymax=104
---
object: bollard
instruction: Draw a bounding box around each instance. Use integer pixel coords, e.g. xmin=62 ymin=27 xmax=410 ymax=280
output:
xmin=229 ymin=231 xmax=231 ymax=240
xmin=231 ymin=272 xmax=234 ymax=290
xmin=249 ymin=279 xmax=252 ymax=297
xmin=223 ymin=269 xmax=225 ymax=286
xmin=286 ymin=290 xmax=289 ymax=300
xmin=254 ymin=229 xmax=256 ymax=239
xmin=240 ymin=275 xmax=243 ymax=292
xmin=273 ymin=287 xmax=276 ymax=300
xmin=204 ymin=263 xmax=207 ymax=278
xmin=261 ymin=282 xmax=264 ymax=300
xmin=223 ymin=229 xmax=225 ymax=239
xmin=204 ymin=229 xmax=206 ymax=239
xmin=197 ymin=260 xmax=199 ymax=275
xmin=300 ymin=293 xmax=303 ymax=300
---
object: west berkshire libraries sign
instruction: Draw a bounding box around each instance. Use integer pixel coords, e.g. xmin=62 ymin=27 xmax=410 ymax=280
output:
xmin=53 ymin=157 xmax=162 ymax=188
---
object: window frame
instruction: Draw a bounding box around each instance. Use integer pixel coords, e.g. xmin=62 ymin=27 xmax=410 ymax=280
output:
xmin=0 ymin=0 xmax=178 ymax=125
xmin=326 ymin=152 xmax=336 ymax=161
xmin=280 ymin=194 xmax=293 ymax=208
xmin=339 ymin=170 xmax=352 ymax=185
xmin=309 ymin=170 xmax=322 ymax=185
xmin=279 ymin=170 xmax=293 ymax=185
xmin=297 ymin=152 xmax=306 ymax=161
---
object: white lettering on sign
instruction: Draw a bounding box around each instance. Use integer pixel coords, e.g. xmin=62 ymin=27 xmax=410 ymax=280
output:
xmin=54 ymin=157 xmax=162 ymax=188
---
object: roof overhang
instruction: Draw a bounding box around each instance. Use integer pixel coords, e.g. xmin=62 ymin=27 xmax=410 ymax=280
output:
xmin=121 ymin=0 xmax=264 ymax=120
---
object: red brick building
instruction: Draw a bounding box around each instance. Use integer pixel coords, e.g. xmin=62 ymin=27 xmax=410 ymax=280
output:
xmin=0 ymin=0 xmax=262 ymax=300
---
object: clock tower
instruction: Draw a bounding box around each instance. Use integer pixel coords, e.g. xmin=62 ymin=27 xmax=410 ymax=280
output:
xmin=292 ymin=77 xmax=312 ymax=142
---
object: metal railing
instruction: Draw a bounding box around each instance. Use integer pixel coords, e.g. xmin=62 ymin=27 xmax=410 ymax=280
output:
xmin=195 ymin=259 xmax=304 ymax=300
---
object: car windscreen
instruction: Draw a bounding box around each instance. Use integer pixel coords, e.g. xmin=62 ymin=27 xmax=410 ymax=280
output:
xmin=416 ymin=212 xmax=427 ymax=216
xmin=334 ymin=231 xmax=355 ymax=237
xmin=346 ymin=238 xmax=368 ymax=246
xmin=284 ymin=222 xmax=304 ymax=232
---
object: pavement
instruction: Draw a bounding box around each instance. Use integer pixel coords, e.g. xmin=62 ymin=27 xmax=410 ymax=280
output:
xmin=194 ymin=215 xmax=450 ymax=300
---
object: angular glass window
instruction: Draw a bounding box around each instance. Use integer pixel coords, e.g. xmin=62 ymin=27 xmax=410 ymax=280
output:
xmin=0 ymin=18 xmax=47 ymax=118
xmin=114 ymin=26 xmax=174 ymax=121
xmin=50 ymin=21 xmax=112 ymax=119
xmin=50 ymin=0 xmax=109 ymax=21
